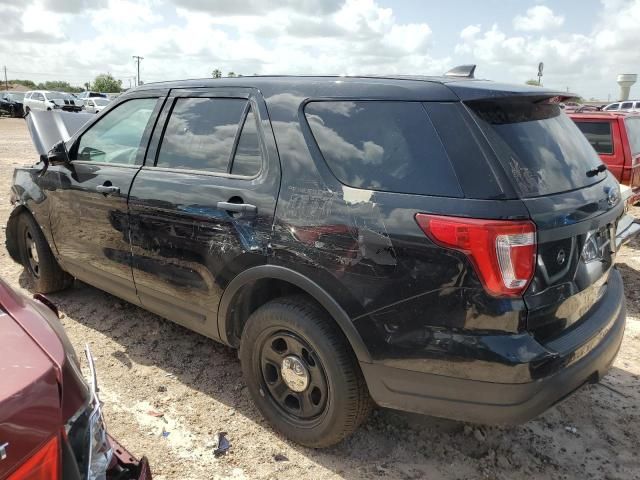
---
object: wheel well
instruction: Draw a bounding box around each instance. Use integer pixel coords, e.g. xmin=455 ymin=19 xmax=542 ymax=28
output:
xmin=225 ymin=278 xmax=305 ymax=347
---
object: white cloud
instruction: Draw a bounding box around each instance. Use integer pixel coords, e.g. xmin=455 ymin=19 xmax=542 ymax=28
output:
xmin=513 ymin=5 xmax=564 ymax=32
xmin=456 ymin=0 xmax=640 ymax=99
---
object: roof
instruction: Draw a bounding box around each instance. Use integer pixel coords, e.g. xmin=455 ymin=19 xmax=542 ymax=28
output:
xmin=133 ymin=75 xmax=570 ymax=102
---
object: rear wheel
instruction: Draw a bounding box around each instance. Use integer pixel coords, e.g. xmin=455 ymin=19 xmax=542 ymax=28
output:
xmin=240 ymin=295 xmax=372 ymax=447
xmin=17 ymin=213 xmax=72 ymax=293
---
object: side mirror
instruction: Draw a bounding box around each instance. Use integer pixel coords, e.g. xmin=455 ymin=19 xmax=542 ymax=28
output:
xmin=47 ymin=140 xmax=70 ymax=166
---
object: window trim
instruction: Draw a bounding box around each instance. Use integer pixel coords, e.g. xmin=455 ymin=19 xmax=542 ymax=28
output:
xmin=149 ymin=93 xmax=265 ymax=180
xmin=68 ymin=96 xmax=164 ymax=167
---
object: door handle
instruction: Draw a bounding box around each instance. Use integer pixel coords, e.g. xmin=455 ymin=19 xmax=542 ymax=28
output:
xmin=96 ymin=185 xmax=120 ymax=195
xmin=217 ymin=201 xmax=257 ymax=214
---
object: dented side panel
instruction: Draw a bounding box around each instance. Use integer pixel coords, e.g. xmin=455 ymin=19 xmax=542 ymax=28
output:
xmin=265 ymin=89 xmax=534 ymax=372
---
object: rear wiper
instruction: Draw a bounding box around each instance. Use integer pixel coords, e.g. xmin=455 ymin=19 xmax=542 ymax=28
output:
xmin=586 ymin=164 xmax=607 ymax=177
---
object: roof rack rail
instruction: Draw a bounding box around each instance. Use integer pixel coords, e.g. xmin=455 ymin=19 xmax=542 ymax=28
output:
xmin=444 ymin=64 xmax=476 ymax=79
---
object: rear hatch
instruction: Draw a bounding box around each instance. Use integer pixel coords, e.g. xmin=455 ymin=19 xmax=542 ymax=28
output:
xmin=464 ymin=94 xmax=623 ymax=341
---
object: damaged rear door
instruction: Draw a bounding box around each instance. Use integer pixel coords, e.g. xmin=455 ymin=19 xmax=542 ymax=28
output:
xmin=127 ymin=88 xmax=280 ymax=338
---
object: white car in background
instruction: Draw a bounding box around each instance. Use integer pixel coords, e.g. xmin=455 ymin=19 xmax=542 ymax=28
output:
xmin=83 ymin=97 xmax=110 ymax=113
xmin=603 ymin=100 xmax=640 ymax=112
xmin=23 ymin=90 xmax=83 ymax=113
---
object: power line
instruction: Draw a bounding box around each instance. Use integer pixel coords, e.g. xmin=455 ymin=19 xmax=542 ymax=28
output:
xmin=132 ymin=55 xmax=144 ymax=86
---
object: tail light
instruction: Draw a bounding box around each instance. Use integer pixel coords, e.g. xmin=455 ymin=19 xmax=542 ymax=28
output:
xmin=7 ymin=435 xmax=60 ymax=480
xmin=415 ymin=214 xmax=536 ymax=297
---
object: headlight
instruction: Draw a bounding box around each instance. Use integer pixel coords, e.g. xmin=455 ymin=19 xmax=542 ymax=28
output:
xmin=65 ymin=346 xmax=113 ymax=480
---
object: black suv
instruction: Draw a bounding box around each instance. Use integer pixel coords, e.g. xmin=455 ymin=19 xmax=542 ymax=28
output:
xmin=7 ymin=70 xmax=634 ymax=447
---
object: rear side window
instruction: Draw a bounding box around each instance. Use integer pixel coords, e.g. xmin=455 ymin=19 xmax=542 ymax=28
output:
xmin=156 ymin=97 xmax=246 ymax=173
xmin=574 ymin=121 xmax=614 ymax=154
xmin=468 ymin=101 xmax=602 ymax=197
xmin=626 ymin=118 xmax=640 ymax=155
xmin=230 ymin=107 xmax=262 ymax=176
xmin=304 ymin=101 xmax=462 ymax=197
xmin=621 ymin=102 xmax=633 ymax=109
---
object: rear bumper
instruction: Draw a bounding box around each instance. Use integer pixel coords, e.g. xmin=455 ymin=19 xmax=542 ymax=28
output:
xmin=361 ymin=270 xmax=626 ymax=425
xmin=616 ymin=213 xmax=640 ymax=248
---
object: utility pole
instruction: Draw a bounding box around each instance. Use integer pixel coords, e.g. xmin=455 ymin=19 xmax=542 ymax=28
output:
xmin=132 ymin=55 xmax=144 ymax=86
xmin=3 ymin=66 xmax=8 ymax=91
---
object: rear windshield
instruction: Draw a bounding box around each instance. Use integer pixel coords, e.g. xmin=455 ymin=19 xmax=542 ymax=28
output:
xmin=304 ymin=101 xmax=462 ymax=197
xmin=574 ymin=121 xmax=613 ymax=154
xmin=468 ymin=101 xmax=602 ymax=197
xmin=626 ymin=117 xmax=640 ymax=155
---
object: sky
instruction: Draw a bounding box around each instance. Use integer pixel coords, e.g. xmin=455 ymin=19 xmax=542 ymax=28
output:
xmin=0 ymin=0 xmax=639 ymax=100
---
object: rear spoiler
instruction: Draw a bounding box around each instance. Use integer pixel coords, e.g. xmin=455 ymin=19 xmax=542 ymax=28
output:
xmin=444 ymin=79 xmax=577 ymax=103
xmin=25 ymin=110 xmax=93 ymax=157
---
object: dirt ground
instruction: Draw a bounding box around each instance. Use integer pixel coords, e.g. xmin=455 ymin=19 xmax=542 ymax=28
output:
xmin=1 ymin=116 xmax=639 ymax=480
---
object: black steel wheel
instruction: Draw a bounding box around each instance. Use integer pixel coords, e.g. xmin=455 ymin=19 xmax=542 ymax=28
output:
xmin=17 ymin=212 xmax=72 ymax=293
xmin=23 ymin=226 xmax=40 ymax=278
xmin=240 ymin=295 xmax=372 ymax=448
xmin=259 ymin=331 xmax=329 ymax=422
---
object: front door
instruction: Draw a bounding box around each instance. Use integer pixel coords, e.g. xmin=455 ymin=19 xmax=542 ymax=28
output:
xmin=128 ymin=88 xmax=280 ymax=338
xmin=47 ymin=93 xmax=166 ymax=303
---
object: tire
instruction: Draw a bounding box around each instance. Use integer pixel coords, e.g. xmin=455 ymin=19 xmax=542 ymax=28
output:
xmin=17 ymin=212 xmax=72 ymax=293
xmin=240 ymin=295 xmax=372 ymax=447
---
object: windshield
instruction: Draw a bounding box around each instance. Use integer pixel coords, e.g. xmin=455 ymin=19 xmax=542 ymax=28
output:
xmin=5 ymin=92 xmax=25 ymax=101
xmin=468 ymin=100 xmax=603 ymax=197
xmin=48 ymin=91 xmax=75 ymax=101
xmin=94 ymin=98 xmax=109 ymax=106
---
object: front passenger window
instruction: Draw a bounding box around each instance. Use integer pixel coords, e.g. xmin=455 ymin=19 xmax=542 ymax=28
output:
xmin=75 ymin=98 xmax=157 ymax=164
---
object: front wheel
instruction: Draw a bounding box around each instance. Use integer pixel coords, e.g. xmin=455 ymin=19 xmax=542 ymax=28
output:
xmin=240 ymin=295 xmax=372 ymax=448
xmin=17 ymin=213 xmax=72 ymax=293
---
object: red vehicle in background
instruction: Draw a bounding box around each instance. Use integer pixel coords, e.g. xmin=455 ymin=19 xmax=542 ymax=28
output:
xmin=569 ymin=111 xmax=640 ymax=204
xmin=0 ymin=278 xmax=151 ymax=480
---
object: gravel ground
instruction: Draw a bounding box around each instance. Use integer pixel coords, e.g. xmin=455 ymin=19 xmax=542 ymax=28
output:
xmin=1 ymin=116 xmax=639 ymax=480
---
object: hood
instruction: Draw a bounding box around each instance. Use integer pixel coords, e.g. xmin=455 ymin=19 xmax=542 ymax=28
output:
xmin=49 ymin=98 xmax=81 ymax=107
xmin=26 ymin=110 xmax=93 ymax=156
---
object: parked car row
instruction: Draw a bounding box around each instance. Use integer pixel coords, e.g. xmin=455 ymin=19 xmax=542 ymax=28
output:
xmin=6 ymin=67 xmax=639 ymax=448
xmin=15 ymin=91 xmax=112 ymax=115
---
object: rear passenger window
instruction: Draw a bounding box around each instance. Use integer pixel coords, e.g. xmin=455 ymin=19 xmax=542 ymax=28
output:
xmin=574 ymin=121 xmax=614 ymax=154
xmin=304 ymin=101 xmax=462 ymax=197
xmin=230 ymin=107 xmax=262 ymax=176
xmin=156 ymin=98 xmax=246 ymax=173
xmin=621 ymin=102 xmax=633 ymax=109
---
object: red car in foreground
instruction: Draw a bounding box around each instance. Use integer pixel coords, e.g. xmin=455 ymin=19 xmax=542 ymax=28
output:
xmin=569 ymin=111 xmax=640 ymax=204
xmin=0 ymin=278 xmax=151 ymax=480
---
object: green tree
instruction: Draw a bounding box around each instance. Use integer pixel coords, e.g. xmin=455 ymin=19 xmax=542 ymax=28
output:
xmin=92 ymin=73 xmax=122 ymax=93
xmin=525 ymin=79 xmax=541 ymax=86
xmin=212 ymin=69 xmax=222 ymax=78
xmin=227 ymin=71 xmax=236 ymax=77
xmin=8 ymin=79 xmax=37 ymax=89
xmin=84 ymin=82 xmax=91 ymax=90
xmin=39 ymin=80 xmax=83 ymax=93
